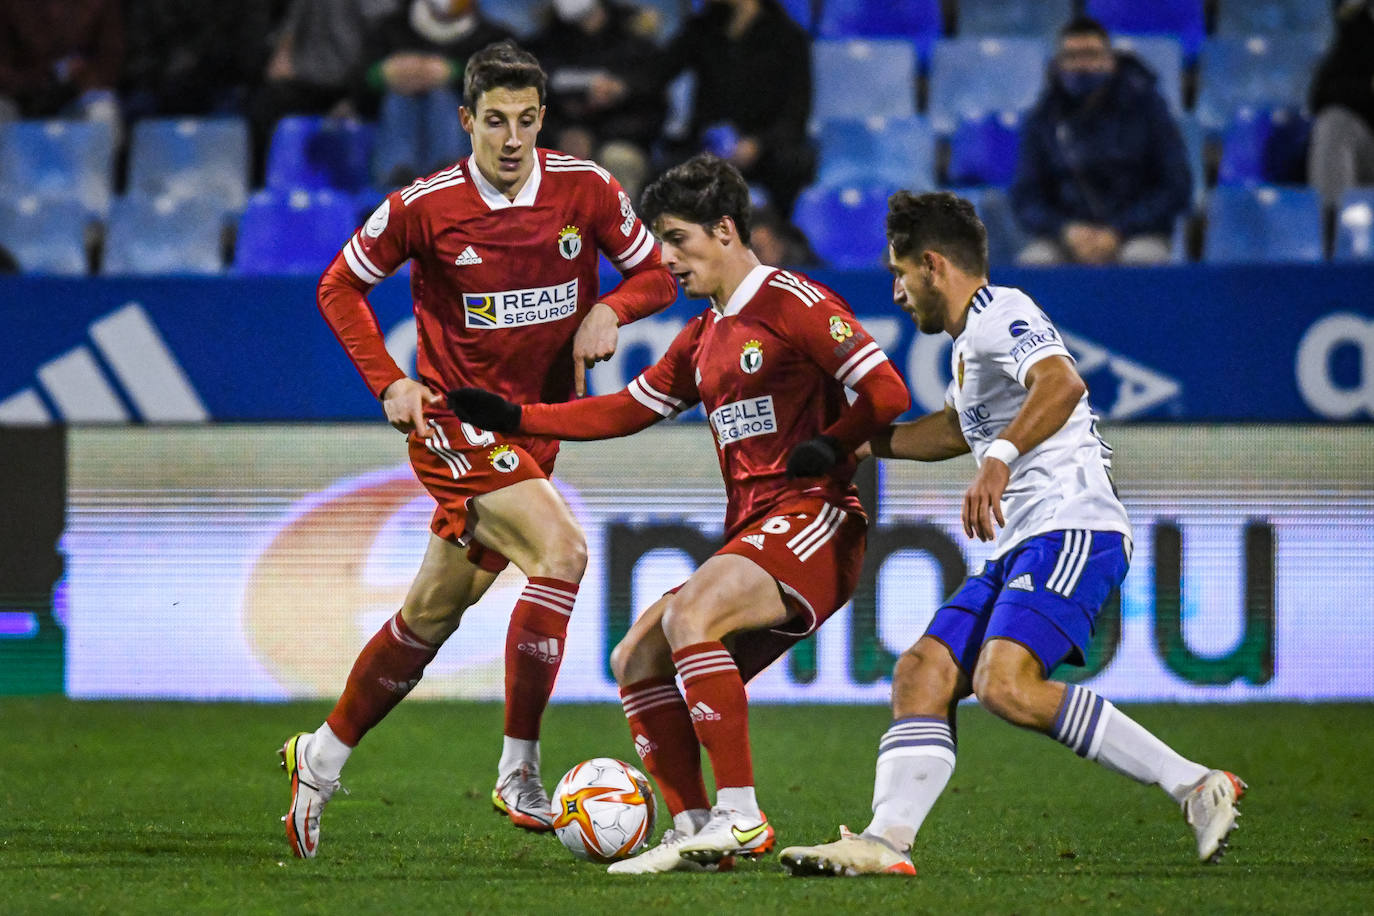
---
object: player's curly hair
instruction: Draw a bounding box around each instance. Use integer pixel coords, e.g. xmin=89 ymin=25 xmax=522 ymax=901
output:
xmin=639 ymin=153 xmax=752 ymax=245
xmin=463 ymin=40 xmax=546 ymax=109
xmin=886 ymin=191 xmax=989 ymax=276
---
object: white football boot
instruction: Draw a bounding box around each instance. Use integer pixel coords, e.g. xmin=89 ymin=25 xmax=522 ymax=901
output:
xmin=675 ymin=806 xmax=775 ymax=864
xmin=492 ymin=763 xmax=555 ymax=831
xmin=1182 ymin=769 xmax=1247 ymax=863
xmin=779 ymin=826 xmax=917 ymax=877
xmin=280 ymin=732 xmax=342 ymax=859
xmin=606 ymin=827 xmax=736 ymax=875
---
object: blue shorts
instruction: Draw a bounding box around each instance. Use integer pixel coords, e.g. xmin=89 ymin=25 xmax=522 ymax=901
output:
xmin=924 ymin=530 xmax=1130 ymax=677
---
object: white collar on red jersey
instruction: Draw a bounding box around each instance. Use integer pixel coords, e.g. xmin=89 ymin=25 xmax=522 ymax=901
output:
xmin=715 ymin=264 xmax=775 ymax=318
xmin=467 ymin=153 xmax=542 ymax=210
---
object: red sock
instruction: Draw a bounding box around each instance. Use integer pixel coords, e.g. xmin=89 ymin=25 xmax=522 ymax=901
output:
xmin=326 ymin=611 xmax=438 ymax=747
xmin=619 ymin=677 xmax=710 ymax=816
xmin=503 ymin=577 xmax=577 ymax=740
xmin=673 ymin=641 xmax=754 ymax=789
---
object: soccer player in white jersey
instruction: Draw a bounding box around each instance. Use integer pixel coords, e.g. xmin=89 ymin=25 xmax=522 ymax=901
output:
xmin=779 ymin=191 xmax=1246 ymax=877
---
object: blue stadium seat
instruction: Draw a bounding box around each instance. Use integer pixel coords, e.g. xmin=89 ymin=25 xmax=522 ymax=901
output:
xmin=1085 ymin=0 xmax=1205 ymax=59
xmin=234 ymin=189 xmax=359 ymax=275
xmin=778 ymin=0 xmax=813 ymax=31
xmin=481 ymin=0 xmax=542 ymax=37
xmin=1216 ymin=0 xmax=1331 ymax=38
xmin=0 ymin=120 xmax=114 ymax=216
xmin=1217 ymin=108 xmax=1311 ymax=187
xmin=266 ymin=116 xmax=376 ymax=193
xmin=102 ymin=196 xmax=225 ymax=276
xmin=946 ymin=112 xmax=1021 ymax=187
xmin=1113 ymin=34 xmax=1184 ymax=115
xmin=1334 ymin=190 xmax=1374 ymax=262
xmin=127 ymin=117 xmax=250 ymax=214
xmin=814 ymin=116 xmax=936 ymax=190
xmin=1203 ymin=186 xmax=1322 ymax=264
xmin=0 ymin=196 xmax=89 ymax=275
xmin=818 ymin=0 xmax=943 ymax=62
xmin=957 ymin=0 xmax=1073 ymax=38
xmin=1195 ymin=35 xmax=1326 ymax=130
xmin=927 ymin=37 xmax=1049 ymax=135
xmin=958 ymin=186 xmax=1026 ymax=267
xmin=813 ymin=39 xmax=917 ymax=123
xmin=793 ymin=183 xmax=897 ymax=269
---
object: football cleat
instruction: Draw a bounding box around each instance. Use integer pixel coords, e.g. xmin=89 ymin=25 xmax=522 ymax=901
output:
xmin=492 ymin=763 xmax=555 ymax=831
xmin=675 ymin=806 xmax=775 ymax=864
xmin=606 ymin=828 xmax=736 ymax=875
xmin=1182 ymin=769 xmax=1247 ymax=863
xmin=779 ymin=825 xmax=917 ymax=877
xmin=279 ymin=732 xmax=341 ymax=859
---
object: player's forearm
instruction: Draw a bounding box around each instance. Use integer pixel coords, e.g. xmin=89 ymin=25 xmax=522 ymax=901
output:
xmin=877 ymin=407 xmax=970 ymax=462
xmin=316 ymin=264 xmax=405 ymax=398
xmin=520 ymin=389 xmax=663 ymax=441
xmin=997 ymin=364 xmax=1086 ymax=454
xmin=820 ymin=367 xmax=910 ymax=453
xmin=598 ymin=264 xmax=677 ymax=324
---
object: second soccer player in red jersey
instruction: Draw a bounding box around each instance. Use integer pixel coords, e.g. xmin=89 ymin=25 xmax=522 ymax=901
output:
xmin=449 ymin=153 xmax=912 ymax=874
xmin=279 ymin=41 xmax=677 ymax=858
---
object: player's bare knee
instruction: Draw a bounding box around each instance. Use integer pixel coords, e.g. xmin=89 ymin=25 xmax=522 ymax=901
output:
xmin=659 ymin=598 xmax=708 ymax=649
xmin=608 ymin=636 xmax=636 ymax=685
xmin=526 ymin=525 xmax=588 ymax=582
xmin=972 ymin=663 xmax=1035 ymax=727
xmin=893 ymin=641 xmax=961 ymax=715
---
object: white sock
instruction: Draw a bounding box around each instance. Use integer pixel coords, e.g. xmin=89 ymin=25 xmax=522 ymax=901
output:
xmin=716 ymin=786 xmax=761 ymax=819
xmin=498 ymin=736 xmax=539 ymax=779
xmin=862 ymin=717 xmax=956 ymax=852
xmin=673 ymin=808 xmax=710 ymax=835
xmin=1053 ymin=684 xmax=1208 ymax=803
xmin=306 ymin=722 xmax=351 ymax=783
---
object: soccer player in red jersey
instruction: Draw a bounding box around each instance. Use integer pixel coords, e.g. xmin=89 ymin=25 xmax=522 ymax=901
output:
xmin=448 ymin=153 xmax=912 ymax=874
xmin=279 ymin=41 xmax=677 ymax=858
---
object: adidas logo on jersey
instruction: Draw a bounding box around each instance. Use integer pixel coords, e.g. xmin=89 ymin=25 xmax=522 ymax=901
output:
xmin=690 ymin=702 xmax=721 ymax=722
xmin=1007 ymin=574 xmax=1035 ymax=592
xmin=742 ymin=534 xmax=766 ymax=550
xmin=454 ymin=245 xmax=483 ymax=266
xmin=633 ymin=734 xmax=656 ymax=759
xmin=518 ymin=637 xmax=561 ymax=664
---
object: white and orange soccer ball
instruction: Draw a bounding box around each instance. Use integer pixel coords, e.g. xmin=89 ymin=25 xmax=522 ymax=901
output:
xmin=551 ymin=757 xmax=657 ymax=862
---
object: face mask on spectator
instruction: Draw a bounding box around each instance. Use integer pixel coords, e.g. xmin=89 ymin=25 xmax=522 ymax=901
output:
xmin=1058 ymin=69 xmax=1110 ymax=99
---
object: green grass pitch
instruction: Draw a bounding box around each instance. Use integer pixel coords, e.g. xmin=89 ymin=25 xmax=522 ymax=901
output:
xmin=1 ymin=699 xmax=1370 ymax=914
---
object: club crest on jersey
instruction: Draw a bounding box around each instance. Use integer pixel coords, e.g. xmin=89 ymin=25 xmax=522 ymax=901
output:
xmin=829 ymin=316 xmax=853 ymax=342
xmin=557 ymin=225 xmax=582 ymax=259
xmin=489 ymin=444 xmax=520 ymax=472
xmin=958 ymin=353 xmax=966 ymax=389
xmin=740 ymin=339 xmax=764 ymax=374
xmin=364 ymin=199 xmax=390 ymax=238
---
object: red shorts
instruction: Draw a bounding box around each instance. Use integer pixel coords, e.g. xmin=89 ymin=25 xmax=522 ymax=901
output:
xmin=406 ymin=415 xmax=558 ymax=572
xmin=716 ymin=495 xmax=868 ymax=681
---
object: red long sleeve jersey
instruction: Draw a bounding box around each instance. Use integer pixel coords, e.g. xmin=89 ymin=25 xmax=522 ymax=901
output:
xmin=522 ymin=265 xmax=911 ymax=537
xmin=317 ymin=150 xmax=676 ymax=407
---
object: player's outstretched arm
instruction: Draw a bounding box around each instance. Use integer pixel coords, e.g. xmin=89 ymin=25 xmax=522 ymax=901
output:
xmin=788 ymin=358 xmax=911 ymax=478
xmin=447 ymin=385 xmax=669 ymax=442
xmin=871 ymin=405 xmax=970 ymax=463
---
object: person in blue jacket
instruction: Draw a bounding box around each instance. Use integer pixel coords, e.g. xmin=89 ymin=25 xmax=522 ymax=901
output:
xmin=1010 ymin=16 xmax=1190 ymax=266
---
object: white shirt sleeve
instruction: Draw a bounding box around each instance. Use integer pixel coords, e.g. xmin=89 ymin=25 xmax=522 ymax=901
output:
xmin=978 ymin=291 xmax=1073 ymax=386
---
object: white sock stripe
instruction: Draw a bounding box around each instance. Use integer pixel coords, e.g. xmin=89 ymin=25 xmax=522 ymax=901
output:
xmin=679 ymin=662 xmax=741 ymax=682
xmin=795 ymin=507 xmax=844 ymax=561
xmin=523 ymin=583 xmax=577 ymax=607
xmin=876 ymin=744 xmax=957 ymax=767
xmin=388 ymin=616 xmax=432 ymax=651
xmin=677 ymin=649 xmax=734 ymax=665
xmin=884 ymin=723 xmax=953 ymax=737
xmin=1084 ymin=699 xmax=1113 ymax=759
xmin=675 ymin=654 xmax=736 ymax=677
xmin=1055 ymin=683 xmax=1086 ymax=744
xmin=621 ymin=684 xmax=683 ymax=705
xmin=520 ymin=594 xmax=573 ymax=616
xmin=1066 ymin=686 xmax=1098 ymax=751
xmin=622 ymin=694 xmax=685 ymax=718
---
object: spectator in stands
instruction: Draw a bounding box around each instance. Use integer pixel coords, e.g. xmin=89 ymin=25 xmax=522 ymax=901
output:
xmin=1308 ymin=0 xmax=1374 ymax=212
xmin=124 ymin=0 xmax=276 ymax=119
xmin=357 ymin=0 xmax=513 ymax=182
xmin=528 ymin=0 xmax=663 ymax=199
xmin=655 ymin=0 xmax=815 ymax=215
xmin=750 ymin=206 xmax=820 ymax=268
xmin=1010 ymin=16 xmax=1190 ymax=266
xmin=0 ymin=0 xmax=123 ymax=138
xmin=253 ymin=0 xmax=398 ymax=151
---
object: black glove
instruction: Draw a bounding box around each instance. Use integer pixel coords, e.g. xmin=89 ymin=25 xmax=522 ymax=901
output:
xmin=446 ymin=387 xmax=522 ymax=433
xmin=786 ymin=435 xmax=841 ymax=479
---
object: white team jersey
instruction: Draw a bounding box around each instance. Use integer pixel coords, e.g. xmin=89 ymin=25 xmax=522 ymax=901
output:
xmin=946 ymin=284 xmax=1131 ymax=557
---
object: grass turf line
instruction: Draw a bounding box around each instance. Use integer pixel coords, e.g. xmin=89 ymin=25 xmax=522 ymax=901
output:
xmin=0 ymin=700 xmax=1370 ymax=914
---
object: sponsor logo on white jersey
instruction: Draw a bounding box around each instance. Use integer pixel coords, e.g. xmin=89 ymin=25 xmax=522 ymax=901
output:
xmin=462 ymin=279 xmax=579 ymax=329
xmin=518 ymin=637 xmax=561 ymax=664
xmin=742 ymin=534 xmax=766 ymax=550
xmin=689 ymin=701 xmax=721 ymax=722
xmin=708 ymin=394 xmax=776 ymax=447
xmin=1009 ymin=325 xmax=1060 ymax=363
xmin=1007 ymin=573 xmax=1035 ymax=592
xmin=454 ymin=245 xmax=482 ymax=266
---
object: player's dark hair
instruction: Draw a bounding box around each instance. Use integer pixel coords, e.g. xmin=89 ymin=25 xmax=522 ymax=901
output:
xmin=463 ymin=40 xmax=546 ymax=109
xmin=639 ymin=153 xmax=752 ymax=245
xmin=1058 ymin=15 xmax=1110 ymax=43
xmin=886 ymin=191 xmax=989 ymax=276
